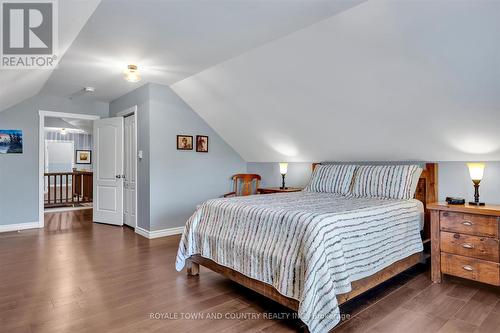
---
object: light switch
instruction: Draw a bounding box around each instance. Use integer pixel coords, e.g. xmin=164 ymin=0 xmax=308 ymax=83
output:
xmin=138 ymin=150 xmax=143 ymax=159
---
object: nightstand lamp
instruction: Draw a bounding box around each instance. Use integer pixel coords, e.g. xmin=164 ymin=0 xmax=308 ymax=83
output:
xmin=467 ymin=162 xmax=486 ymax=206
xmin=279 ymin=163 xmax=288 ymax=190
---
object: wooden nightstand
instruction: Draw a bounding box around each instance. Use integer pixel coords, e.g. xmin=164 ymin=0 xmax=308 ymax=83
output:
xmin=428 ymin=202 xmax=500 ymax=286
xmin=259 ymin=188 xmax=302 ymax=194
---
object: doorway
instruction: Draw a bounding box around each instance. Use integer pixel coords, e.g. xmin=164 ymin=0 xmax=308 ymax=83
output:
xmin=39 ymin=111 xmax=100 ymax=227
xmin=38 ymin=109 xmax=138 ymax=230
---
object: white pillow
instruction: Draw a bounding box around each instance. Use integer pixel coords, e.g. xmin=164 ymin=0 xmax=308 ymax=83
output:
xmin=305 ymin=164 xmax=357 ymax=195
xmin=351 ymin=165 xmax=423 ymax=200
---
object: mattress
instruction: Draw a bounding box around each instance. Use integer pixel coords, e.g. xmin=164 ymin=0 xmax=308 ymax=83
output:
xmin=176 ymin=191 xmax=424 ymax=333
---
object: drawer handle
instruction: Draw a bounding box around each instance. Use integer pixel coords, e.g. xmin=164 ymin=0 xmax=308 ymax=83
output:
xmin=462 ymin=265 xmax=474 ymax=271
xmin=461 ymin=243 xmax=474 ymax=249
xmin=462 ymin=221 xmax=473 ymax=226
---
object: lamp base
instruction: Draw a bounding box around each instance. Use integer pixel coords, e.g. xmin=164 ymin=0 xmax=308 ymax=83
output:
xmin=280 ymin=187 xmax=288 ymax=190
xmin=469 ymin=201 xmax=485 ymax=206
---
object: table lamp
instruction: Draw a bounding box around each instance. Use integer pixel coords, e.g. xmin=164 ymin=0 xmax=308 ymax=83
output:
xmin=279 ymin=163 xmax=288 ymax=190
xmin=467 ymin=162 xmax=485 ymax=206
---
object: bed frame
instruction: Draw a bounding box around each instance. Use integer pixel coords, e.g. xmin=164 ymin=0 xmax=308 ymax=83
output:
xmin=186 ymin=163 xmax=438 ymax=312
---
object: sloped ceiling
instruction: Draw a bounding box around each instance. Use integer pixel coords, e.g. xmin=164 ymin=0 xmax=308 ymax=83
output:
xmin=172 ymin=0 xmax=500 ymax=162
xmin=0 ymin=0 xmax=101 ymax=111
xmin=40 ymin=0 xmax=365 ymax=102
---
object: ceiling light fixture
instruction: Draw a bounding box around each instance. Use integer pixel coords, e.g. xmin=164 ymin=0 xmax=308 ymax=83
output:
xmin=124 ymin=64 xmax=141 ymax=83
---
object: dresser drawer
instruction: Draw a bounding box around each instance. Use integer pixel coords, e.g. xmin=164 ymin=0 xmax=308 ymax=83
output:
xmin=440 ymin=211 xmax=499 ymax=238
xmin=441 ymin=253 xmax=500 ymax=286
xmin=440 ymin=232 xmax=500 ymax=262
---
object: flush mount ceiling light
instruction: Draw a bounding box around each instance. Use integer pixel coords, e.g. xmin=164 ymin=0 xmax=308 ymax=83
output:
xmin=123 ymin=64 xmax=141 ymax=83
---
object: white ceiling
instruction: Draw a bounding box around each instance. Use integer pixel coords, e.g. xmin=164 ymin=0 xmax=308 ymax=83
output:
xmin=3 ymin=0 xmax=499 ymax=163
xmin=172 ymin=0 xmax=500 ymax=162
xmin=0 ymin=0 xmax=101 ymax=112
xmin=40 ymin=0 xmax=365 ymax=102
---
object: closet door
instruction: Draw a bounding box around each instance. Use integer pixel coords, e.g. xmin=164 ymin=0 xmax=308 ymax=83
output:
xmin=123 ymin=115 xmax=136 ymax=228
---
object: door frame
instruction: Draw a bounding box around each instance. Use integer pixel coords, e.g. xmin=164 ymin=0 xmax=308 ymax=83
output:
xmin=115 ymin=106 xmax=138 ymax=230
xmin=38 ymin=111 xmax=101 ymax=228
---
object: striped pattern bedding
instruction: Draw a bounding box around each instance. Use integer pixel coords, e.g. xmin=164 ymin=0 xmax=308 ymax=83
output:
xmin=304 ymin=164 xmax=356 ymax=194
xmin=176 ymin=192 xmax=423 ymax=333
xmin=351 ymin=165 xmax=423 ymax=199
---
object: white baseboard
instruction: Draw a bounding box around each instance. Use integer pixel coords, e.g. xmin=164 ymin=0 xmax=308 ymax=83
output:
xmin=135 ymin=226 xmax=184 ymax=239
xmin=0 ymin=221 xmax=41 ymax=233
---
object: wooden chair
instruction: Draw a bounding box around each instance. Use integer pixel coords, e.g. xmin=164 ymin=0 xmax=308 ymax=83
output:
xmin=224 ymin=174 xmax=262 ymax=197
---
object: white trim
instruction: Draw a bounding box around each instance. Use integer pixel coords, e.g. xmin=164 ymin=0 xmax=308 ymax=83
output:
xmin=135 ymin=226 xmax=184 ymax=239
xmin=116 ymin=106 xmax=137 ymax=117
xmin=39 ymin=110 xmax=101 ymax=228
xmin=118 ymin=106 xmax=138 ymax=230
xmin=39 ymin=111 xmax=102 ymax=120
xmin=0 ymin=222 xmax=40 ymax=233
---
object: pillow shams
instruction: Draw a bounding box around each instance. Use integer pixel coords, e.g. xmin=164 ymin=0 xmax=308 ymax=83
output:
xmin=351 ymin=165 xmax=423 ymax=200
xmin=305 ymin=164 xmax=357 ymax=195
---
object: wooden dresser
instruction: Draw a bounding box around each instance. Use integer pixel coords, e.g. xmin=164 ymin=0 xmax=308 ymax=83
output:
xmin=429 ymin=203 xmax=500 ymax=286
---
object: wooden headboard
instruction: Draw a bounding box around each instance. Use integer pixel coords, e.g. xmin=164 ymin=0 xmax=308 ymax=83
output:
xmin=311 ymin=162 xmax=438 ymax=242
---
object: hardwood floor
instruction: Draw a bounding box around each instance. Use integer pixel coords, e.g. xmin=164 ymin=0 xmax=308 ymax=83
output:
xmin=1 ymin=210 xmax=499 ymax=333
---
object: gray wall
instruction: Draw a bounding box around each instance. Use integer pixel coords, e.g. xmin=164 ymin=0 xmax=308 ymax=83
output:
xmin=247 ymin=162 xmax=312 ymax=189
xmin=110 ymin=83 xmax=246 ymax=231
xmin=438 ymin=162 xmax=500 ymax=205
xmin=248 ymin=162 xmax=500 ymax=205
xmin=0 ymin=94 xmax=109 ymax=226
xmin=149 ymin=84 xmax=246 ymax=230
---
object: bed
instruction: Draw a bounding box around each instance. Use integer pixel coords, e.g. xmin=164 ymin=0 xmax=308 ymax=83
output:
xmin=176 ymin=163 xmax=437 ymax=333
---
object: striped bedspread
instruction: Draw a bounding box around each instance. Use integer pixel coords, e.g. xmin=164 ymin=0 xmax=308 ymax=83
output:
xmin=176 ymin=191 xmax=424 ymax=332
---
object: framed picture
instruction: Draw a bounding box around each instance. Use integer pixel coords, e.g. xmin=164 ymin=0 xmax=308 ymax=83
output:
xmin=0 ymin=129 xmax=23 ymax=154
xmin=177 ymin=135 xmax=193 ymax=150
xmin=76 ymin=150 xmax=92 ymax=164
xmin=196 ymin=135 xmax=209 ymax=153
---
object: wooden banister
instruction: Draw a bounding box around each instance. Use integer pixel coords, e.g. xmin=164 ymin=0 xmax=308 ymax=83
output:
xmin=44 ymin=171 xmax=93 ymax=208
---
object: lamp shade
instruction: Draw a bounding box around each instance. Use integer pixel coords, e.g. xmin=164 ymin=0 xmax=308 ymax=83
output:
xmin=279 ymin=162 xmax=288 ymax=175
xmin=467 ymin=162 xmax=485 ymax=181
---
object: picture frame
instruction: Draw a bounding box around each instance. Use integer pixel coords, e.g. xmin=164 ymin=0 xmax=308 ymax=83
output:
xmin=0 ymin=129 xmax=23 ymax=154
xmin=177 ymin=135 xmax=193 ymax=150
xmin=196 ymin=135 xmax=209 ymax=153
xmin=76 ymin=150 xmax=92 ymax=164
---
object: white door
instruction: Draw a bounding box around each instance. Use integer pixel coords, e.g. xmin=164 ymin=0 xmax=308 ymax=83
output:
xmin=123 ymin=115 xmax=136 ymax=228
xmin=93 ymin=117 xmax=124 ymax=225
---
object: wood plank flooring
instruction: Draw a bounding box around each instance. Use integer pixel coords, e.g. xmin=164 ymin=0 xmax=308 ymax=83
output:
xmin=1 ymin=210 xmax=499 ymax=333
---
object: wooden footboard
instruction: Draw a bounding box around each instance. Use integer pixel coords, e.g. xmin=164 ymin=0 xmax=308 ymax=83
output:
xmin=186 ymin=252 xmax=423 ymax=310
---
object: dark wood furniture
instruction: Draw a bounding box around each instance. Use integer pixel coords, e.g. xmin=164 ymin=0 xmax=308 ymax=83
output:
xmin=259 ymin=187 xmax=302 ymax=194
xmin=428 ymin=202 xmax=500 ymax=286
xmin=223 ymin=174 xmax=262 ymax=197
xmin=187 ymin=163 xmax=438 ymax=314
